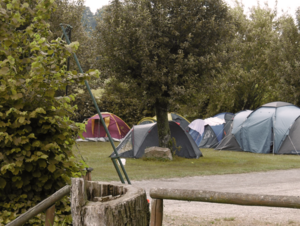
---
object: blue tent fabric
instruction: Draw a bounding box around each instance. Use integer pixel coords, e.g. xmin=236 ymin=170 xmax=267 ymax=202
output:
xmin=189 ymin=129 xmax=203 ymax=146
xmin=235 ymin=107 xmax=275 ymax=153
xmin=231 ymin=110 xmax=253 ymax=134
xmin=210 ymin=124 xmax=224 ymax=142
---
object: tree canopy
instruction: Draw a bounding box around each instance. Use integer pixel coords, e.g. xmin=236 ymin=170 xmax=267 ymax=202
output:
xmin=95 ymin=0 xmax=233 ymax=146
xmin=198 ymin=3 xmax=300 ymax=116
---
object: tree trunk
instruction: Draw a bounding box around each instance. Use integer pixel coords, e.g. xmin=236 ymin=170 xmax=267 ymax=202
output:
xmin=71 ymin=178 xmax=150 ymax=226
xmin=155 ymin=98 xmax=171 ymax=148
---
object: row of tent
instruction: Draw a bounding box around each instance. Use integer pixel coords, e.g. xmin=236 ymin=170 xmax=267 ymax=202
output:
xmin=189 ymin=101 xmax=300 ymax=155
xmin=216 ymin=102 xmax=300 ymax=154
xmin=79 ymin=101 xmax=300 ymax=158
xmin=78 ymin=112 xmax=202 ymax=158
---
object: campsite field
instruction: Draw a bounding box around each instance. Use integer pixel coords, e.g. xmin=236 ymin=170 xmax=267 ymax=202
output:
xmin=74 ymin=141 xmax=300 ymax=181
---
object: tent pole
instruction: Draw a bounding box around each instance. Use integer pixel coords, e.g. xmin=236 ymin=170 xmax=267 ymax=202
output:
xmin=60 ymin=24 xmax=131 ymax=184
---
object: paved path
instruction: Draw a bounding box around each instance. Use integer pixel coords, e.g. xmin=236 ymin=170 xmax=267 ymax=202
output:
xmin=128 ymin=169 xmax=300 ymax=225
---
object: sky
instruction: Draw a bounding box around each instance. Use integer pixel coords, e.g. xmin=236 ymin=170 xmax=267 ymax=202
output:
xmin=85 ymin=0 xmax=300 ymax=17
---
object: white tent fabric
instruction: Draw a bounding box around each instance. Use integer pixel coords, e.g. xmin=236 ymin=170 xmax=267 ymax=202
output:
xmin=204 ymin=117 xmax=225 ymax=126
xmin=188 ymin=119 xmax=206 ymax=135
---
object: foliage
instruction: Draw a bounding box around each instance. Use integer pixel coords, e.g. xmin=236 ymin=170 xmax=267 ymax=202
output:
xmin=0 ymin=0 xmax=99 ymax=225
xmin=196 ymin=2 xmax=300 ymax=117
xmin=82 ymin=6 xmax=97 ymax=32
xmin=49 ymin=0 xmax=98 ymax=98
xmin=273 ymin=10 xmax=300 ymax=105
xmin=198 ymin=3 xmax=279 ymax=116
xmin=98 ymin=78 xmax=155 ymax=126
xmin=95 ymin=0 xmax=233 ymax=145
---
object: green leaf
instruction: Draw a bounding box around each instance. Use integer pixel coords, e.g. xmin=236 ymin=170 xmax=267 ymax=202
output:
xmin=22 ymin=2 xmax=29 ymax=8
xmin=47 ymin=164 xmax=56 ymax=173
xmin=15 ymin=161 xmax=23 ymax=167
xmin=32 ymin=140 xmax=41 ymax=147
xmin=0 ymin=67 xmax=9 ymax=75
xmin=28 ymin=133 xmax=36 ymax=139
xmin=38 ymin=159 xmax=47 ymax=168
xmin=6 ymin=3 xmax=12 ymax=10
xmin=18 ymin=117 xmax=25 ymax=124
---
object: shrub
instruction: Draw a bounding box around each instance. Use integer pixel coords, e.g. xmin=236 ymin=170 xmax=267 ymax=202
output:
xmin=0 ymin=0 xmax=99 ymax=224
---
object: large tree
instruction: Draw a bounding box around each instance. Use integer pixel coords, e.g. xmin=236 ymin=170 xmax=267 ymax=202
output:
xmin=95 ymin=0 xmax=233 ymax=147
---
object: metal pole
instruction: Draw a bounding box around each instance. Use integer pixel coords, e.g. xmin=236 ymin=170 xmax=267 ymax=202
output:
xmin=66 ymin=27 xmax=71 ymax=96
xmin=60 ymin=24 xmax=130 ymax=184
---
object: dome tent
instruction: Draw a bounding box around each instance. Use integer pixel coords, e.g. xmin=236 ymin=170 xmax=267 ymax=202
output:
xmin=188 ymin=112 xmax=234 ymax=148
xmin=80 ymin=112 xmax=130 ymax=142
xmin=217 ymin=102 xmax=300 ymax=154
xmin=213 ymin=112 xmax=235 ymax=138
xmin=111 ymin=121 xmax=202 ymax=159
xmin=215 ymin=110 xmax=253 ymax=151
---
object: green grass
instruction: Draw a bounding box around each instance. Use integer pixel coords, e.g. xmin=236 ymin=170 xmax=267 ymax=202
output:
xmin=74 ymin=142 xmax=300 ymax=182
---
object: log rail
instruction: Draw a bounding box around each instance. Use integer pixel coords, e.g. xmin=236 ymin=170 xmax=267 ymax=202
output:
xmin=149 ymin=188 xmax=300 ymax=226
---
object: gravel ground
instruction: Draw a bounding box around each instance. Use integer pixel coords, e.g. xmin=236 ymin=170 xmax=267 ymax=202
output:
xmin=128 ymin=169 xmax=300 ymax=226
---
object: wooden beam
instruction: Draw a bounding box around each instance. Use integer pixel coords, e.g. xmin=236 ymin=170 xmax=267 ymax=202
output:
xmin=45 ymin=205 xmax=55 ymax=226
xmin=150 ymin=188 xmax=300 ymax=209
xmin=150 ymin=199 xmax=163 ymax=226
xmin=6 ymin=185 xmax=70 ymax=226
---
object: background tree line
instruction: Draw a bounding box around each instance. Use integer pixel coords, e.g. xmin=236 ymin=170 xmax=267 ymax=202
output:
xmin=74 ymin=1 xmax=300 ymax=126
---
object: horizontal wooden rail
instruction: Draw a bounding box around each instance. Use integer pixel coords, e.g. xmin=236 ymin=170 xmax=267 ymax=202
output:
xmin=149 ymin=188 xmax=300 ymax=226
xmin=150 ymin=188 xmax=300 ymax=208
xmin=6 ymin=185 xmax=70 ymax=226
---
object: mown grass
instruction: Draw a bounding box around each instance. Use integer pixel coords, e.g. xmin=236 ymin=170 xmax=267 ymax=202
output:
xmin=73 ymin=142 xmax=300 ymax=182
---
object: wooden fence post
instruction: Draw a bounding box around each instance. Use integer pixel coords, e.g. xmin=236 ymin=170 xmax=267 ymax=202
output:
xmin=150 ymin=199 xmax=163 ymax=226
xmin=45 ymin=205 xmax=55 ymax=226
xmin=82 ymin=167 xmax=93 ymax=181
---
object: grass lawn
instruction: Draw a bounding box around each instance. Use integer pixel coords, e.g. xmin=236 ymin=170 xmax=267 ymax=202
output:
xmin=73 ymin=141 xmax=300 ymax=182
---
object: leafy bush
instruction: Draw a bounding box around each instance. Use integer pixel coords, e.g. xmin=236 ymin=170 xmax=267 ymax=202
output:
xmin=0 ymin=0 xmax=99 ymax=225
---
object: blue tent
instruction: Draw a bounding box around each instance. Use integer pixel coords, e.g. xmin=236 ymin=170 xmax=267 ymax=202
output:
xmin=189 ymin=113 xmax=234 ymax=148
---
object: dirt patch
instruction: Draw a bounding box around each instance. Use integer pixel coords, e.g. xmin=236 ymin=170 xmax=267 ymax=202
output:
xmin=126 ymin=169 xmax=300 ymax=225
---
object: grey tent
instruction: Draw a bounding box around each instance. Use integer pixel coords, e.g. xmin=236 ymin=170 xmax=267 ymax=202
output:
xmin=194 ymin=113 xmax=233 ymax=148
xmin=216 ymin=110 xmax=252 ymax=151
xmin=213 ymin=112 xmax=235 ymax=137
xmin=198 ymin=125 xmax=219 ymax=148
xmin=216 ymin=102 xmax=300 ymax=154
xmin=111 ymin=121 xmax=202 ymax=158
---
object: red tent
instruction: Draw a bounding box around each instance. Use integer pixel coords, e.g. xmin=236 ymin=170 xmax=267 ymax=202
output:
xmin=81 ymin=112 xmax=130 ymax=141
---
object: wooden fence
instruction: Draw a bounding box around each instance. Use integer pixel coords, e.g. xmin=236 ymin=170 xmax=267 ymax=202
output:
xmin=149 ymin=188 xmax=300 ymax=226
